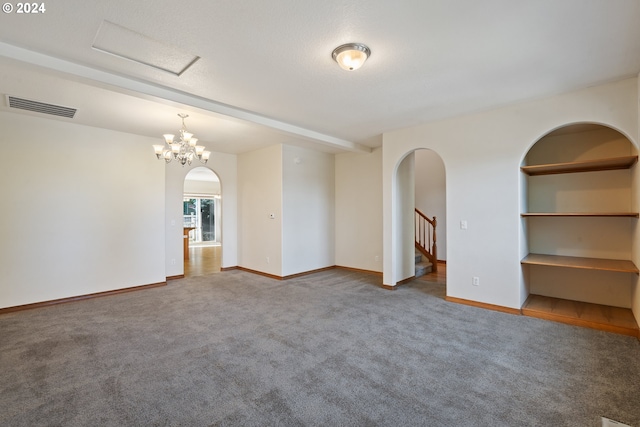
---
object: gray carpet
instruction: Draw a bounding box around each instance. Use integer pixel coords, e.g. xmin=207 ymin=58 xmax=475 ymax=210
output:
xmin=1 ymin=268 xmax=639 ymax=426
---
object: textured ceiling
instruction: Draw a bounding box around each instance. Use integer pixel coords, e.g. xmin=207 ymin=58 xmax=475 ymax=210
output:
xmin=0 ymin=0 xmax=639 ymax=154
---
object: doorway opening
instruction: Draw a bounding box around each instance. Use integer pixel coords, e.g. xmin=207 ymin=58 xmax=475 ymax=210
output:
xmin=393 ymin=148 xmax=447 ymax=293
xmin=183 ymin=197 xmax=219 ymax=246
xmin=183 ymin=167 xmax=222 ymax=276
xmin=414 ymin=149 xmax=447 ymax=291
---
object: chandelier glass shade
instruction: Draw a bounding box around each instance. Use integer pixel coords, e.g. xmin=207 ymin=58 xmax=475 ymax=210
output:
xmin=153 ymin=113 xmax=211 ymax=166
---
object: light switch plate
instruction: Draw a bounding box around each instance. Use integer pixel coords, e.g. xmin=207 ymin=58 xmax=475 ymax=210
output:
xmin=602 ymin=417 xmax=631 ymax=427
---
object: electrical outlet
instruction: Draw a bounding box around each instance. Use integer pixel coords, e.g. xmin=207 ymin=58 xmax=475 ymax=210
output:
xmin=375 ymin=255 xmax=379 ymax=262
xmin=472 ymin=276 xmax=480 ymax=286
xmin=171 ymin=258 xmax=176 ymax=265
xmin=460 ymin=220 xmax=468 ymax=230
xmin=266 ymin=256 xmax=270 ymax=264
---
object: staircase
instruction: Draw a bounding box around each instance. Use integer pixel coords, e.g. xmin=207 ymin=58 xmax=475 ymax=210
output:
xmin=415 ymin=251 xmax=433 ymax=278
xmin=415 ymin=208 xmax=438 ymax=273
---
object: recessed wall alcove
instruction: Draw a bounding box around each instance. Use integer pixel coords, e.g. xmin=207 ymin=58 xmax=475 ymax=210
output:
xmin=520 ymin=123 xmax=640 ymax=336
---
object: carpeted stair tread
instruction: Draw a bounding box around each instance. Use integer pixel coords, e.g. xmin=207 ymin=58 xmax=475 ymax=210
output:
xmin=415 ymin=261 xmax=432 ymax=277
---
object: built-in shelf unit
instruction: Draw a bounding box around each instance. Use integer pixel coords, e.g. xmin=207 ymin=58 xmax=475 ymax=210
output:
xmin=520 ymin=126 xmax=639 ymax=337
xmin=520 ymin=155 xmax=638 ymax=176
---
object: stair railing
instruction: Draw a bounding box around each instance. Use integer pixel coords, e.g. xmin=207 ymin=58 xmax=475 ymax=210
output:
xmin=415 ymin=208 xmax=437 ymax=272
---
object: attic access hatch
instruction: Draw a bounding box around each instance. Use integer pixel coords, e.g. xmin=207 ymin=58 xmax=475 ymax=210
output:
xmin=5 ymin=95 xmax=77 ymax=118
xmin=92 ymin=20 xmax=200 ymax=76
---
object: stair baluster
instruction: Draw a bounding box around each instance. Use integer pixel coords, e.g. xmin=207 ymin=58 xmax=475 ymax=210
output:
xmin=415 ymin=208 xmax=438 ymax=273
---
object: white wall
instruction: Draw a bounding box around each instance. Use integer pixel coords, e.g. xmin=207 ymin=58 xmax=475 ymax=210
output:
xmin=282 ymin=145 xmax=335 ymax=276
xmin=519 ymin=156 xmax=529 ymax=302
xmin=238 ymin=144 xmax=283 ymax=276
xmin=184 ymin=179 xmax=221 ymax=196
xmin=633 ymin=72 xmax=640 ymax=321
xmin=0 ymin=112 xmax=165 ymax=308
xmin=165 ymin=152 xmax=237 ymax=277
xmin=237 ymin=144 xmax=335 ymax=277
xmin=383 ymin=78 xmax=638 ymax=311
xmin=396 ymin=153 xmax=416 ymax=282
xmin=415 ymin=149 xmax=447 ymax=261
xmin=335 ymin=148 xmax=383 ymax=272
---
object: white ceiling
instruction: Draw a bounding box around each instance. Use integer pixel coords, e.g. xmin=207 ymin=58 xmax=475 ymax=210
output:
xmin=0 ymin=0 xmax=639 ymax=155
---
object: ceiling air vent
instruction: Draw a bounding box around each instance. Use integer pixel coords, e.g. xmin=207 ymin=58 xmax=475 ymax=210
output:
xmin=5 ymin=95 xmax=77 ymax=118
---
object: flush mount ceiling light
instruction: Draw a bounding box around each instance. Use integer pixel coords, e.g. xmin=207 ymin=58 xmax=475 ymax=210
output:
xmin=153 ymin=114 xmax=211 ymax=166
xmin=332 ymin=43 xmax=371 ymax=71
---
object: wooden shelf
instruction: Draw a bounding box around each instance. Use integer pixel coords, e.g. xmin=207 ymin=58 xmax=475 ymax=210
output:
xmin=522 ymin=294 xmax=639 ymax=337
xmin=521 ymin=212 xmax=639 ymax=217
xmin=521 ymin=155 xmax=638 ymax=176
xmin=521 ymin=146 xmax=640 ymax=337
xmin=521 ymin=253 xmax=639 ymax=274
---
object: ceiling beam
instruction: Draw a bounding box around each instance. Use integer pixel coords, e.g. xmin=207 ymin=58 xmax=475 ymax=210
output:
xmin=0 ymin=42 xmax=371 ymax=153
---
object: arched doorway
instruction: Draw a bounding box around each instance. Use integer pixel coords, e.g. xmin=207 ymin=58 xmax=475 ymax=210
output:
xmin=393 ymin=148 xmax=447 ymax=291
xmin=520 ymin=123 xmax=639 ymax=335
xmin=414 ymin=149 xmax=447 ymax=291
xmin=183 ymin=167 xmax=222 ymax=276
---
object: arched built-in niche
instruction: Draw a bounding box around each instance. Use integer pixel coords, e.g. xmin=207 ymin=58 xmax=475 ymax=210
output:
xmin=391 ymin=148 xmax=446 ymax=286
xmin=520 ymin=123 xmax=639 ymax=335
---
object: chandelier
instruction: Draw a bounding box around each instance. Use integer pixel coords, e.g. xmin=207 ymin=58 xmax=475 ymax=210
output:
xmin=153 ymin=113 xmax=211 ymax=165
